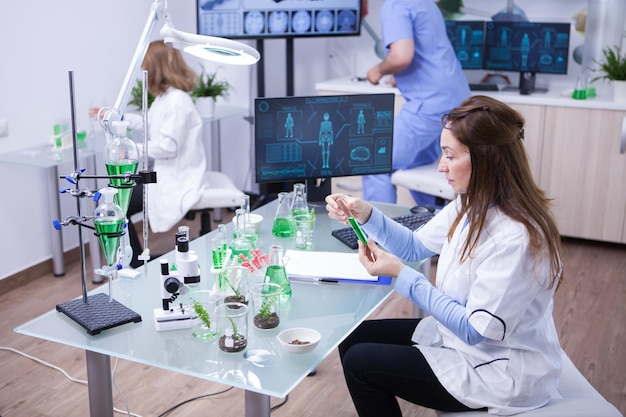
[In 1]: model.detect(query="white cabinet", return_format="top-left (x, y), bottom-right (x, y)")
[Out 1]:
top-left (540, 107), bottom-right (626, 243)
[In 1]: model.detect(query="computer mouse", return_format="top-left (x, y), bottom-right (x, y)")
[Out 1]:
top-left (410, 205), bottom-right (435, 214)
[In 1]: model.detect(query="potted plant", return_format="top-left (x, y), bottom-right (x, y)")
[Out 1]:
top-left (592, 45), bottom-right (626, 102)
top-left (191, 67), bottom-right (230, 117)
top-left (128, 79), bottom-right (155, 110)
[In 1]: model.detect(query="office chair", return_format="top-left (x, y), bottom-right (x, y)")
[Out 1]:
top-left (187, 171), bottom-right (245, 235)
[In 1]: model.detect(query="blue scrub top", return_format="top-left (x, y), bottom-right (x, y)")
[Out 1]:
top-left (381, 0), bottom-right (470, 117)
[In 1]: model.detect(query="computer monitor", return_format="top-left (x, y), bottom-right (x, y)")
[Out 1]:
top-left (254, 93), bottom-right (395, 206)
top-left (484, 21), bottom-right (571, 93)
top-left (445, 20), bottom-right (485, 70)
top-left (196, 0), bottom-right (362, 39)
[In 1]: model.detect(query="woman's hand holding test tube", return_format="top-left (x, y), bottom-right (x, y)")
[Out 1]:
top-left (325, 194), bottom-right (405, 277)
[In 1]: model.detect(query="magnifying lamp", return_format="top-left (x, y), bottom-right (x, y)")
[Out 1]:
top-left (102, 0), bottom-right (260, 130)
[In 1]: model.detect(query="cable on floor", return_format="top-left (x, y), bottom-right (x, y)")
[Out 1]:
top-left (156, 386), bottom-right (234, 417)
top-left (0, 346), bottom-right (141, 417)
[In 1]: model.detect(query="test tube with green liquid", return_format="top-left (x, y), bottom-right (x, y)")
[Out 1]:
top-left (336, 198), bottom-right (367, 245)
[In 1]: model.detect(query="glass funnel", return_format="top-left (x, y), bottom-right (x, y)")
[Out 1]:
top-left (93, 187), bottom-right (125, 301)
top-left (104, 120), bottom-right (139, 216)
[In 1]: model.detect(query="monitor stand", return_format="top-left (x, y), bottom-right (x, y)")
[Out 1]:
top-left (306, 177), bottom-right (332, 212)
top-left (502, 72), bottom-right (548, 95)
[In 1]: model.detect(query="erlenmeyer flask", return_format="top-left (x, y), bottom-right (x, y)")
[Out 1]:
top-left (230, 208), bottom-right (255, 260)
top-left (263, 244), bottom-right (292, 303)
top-left (290, 183), bottom-right (309, 217)
top-left (104, 120), bottom-right (139, 216)
top-left (272, 192), bottom-right (295, 238)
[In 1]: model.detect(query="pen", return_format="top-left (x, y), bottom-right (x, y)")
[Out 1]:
top-left (319, 278), bottom-right (339, 283)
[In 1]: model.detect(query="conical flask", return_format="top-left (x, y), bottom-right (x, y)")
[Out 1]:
top-left (290, 183), bottom-right (309, 217)
top-left (93, 187), bottom-right (125, 267)
top-left (272, 192), bottom-right (295, 238)
top-left (263, 244), bottom-right (292, 303)
top-left (104, 120), bottom-right (139, 216)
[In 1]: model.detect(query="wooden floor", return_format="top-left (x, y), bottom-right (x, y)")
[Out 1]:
top-left (1, 211), bottom-right (625, 417)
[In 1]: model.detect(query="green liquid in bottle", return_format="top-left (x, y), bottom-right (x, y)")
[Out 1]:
top-left (106, 161), bottom-right (138, 215)
top-left (264, 265), bottom-right (292, 302)
top-left (94, 217), bottom-right (125, 266)
top-left (272, 217), bottom-right (295, 238)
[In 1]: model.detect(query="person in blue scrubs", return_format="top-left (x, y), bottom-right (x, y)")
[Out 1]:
top-left (364, 0), bottom-right (470, 205)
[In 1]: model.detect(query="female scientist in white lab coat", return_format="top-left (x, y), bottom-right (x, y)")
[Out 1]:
top-left (93, 40), bottom-right (206, 267)
top-left (325, 95), bottom-right (564, 416)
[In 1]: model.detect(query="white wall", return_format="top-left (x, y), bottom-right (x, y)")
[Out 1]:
top-left (0, 0), bottom-right (605, 280)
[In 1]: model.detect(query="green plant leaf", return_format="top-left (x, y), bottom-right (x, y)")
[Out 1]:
top-left (128, 79), bottom-right (155, 110)
top-left (191, 67), bottom-right (230, 101)
top-left (592, 45), bottom-right (626, 82)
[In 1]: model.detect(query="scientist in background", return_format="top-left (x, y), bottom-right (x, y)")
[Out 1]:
top-left (92, 40), bottom-right (206, 268)
top-left (326, 95), bottom-right (563, 416)
top-left (364, 0), bottom-right (470, 205)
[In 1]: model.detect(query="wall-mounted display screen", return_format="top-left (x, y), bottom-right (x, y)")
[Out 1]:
top-left (197, 0), bottom-right (362, 39)
top-left (445, 20), bottom-right (485, 70)
top-left (483, 21), bottom-right (571, 75)
top-left (254, 93), bottom-right (395, 186)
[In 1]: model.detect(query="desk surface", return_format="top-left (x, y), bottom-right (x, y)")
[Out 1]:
top-left (15, 200), bottom-right (412, 399)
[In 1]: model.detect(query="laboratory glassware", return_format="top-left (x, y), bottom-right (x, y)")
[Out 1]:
top-left (272, 192), bottom-right (295, 238)
top-left (290, 182), bottom-right (309, 216)
top-left (103, 120), bottom-right (139, 216)
top-left (263, 244), bottom-right (292, 303)
top-left (93, 187), bottom-right (125, 301)
top-left (230, 208), bottom-right (255, 260)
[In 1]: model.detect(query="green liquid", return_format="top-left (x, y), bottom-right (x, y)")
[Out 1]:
top-left (106, 161), bottom-right (138, 215)
top-left (264, 265), bottom-right (292, 302)
top-left (348, 217), bottom-right (368, 245)
top-left (291, 208), bottom-right (310, 217)
top-left (272, 217), bottom-right (295, 238)
top-left (94, 217), bottom-right (125, 266)
top-left (230, 238), bottom-right (254, 260)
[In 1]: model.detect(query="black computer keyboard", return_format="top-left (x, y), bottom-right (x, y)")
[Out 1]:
top-left (469, 83), bottom-right (500, 91)
top-left (331, 212), bottom-right (435, 249)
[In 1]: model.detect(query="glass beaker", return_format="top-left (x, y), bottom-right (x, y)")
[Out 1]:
top-left (294, 213), bottom-right (315, 250)
top-left (272, 192), bottom-right (295, 238)
top-left (221, 265), bottom-right (250, 305)
top-left (103, 120), bottom-right (139, 216)
top-left (290, 183), bottom-right (309, 216)
top-left (230, 208), bottom-right (255, 259)
top-left (263, 244), bottom-right (292, 303)
top-left (188, 290), bottom-right (220, 340)
top-left (249, 282), bottom-right (282, 330)
top-left (217, 302), bottom-right (248, 353)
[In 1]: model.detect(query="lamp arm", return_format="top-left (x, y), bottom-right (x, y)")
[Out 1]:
top-left (105, 1), bottom-right (166, 130)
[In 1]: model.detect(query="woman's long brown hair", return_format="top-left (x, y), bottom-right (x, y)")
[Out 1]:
top-left (442, 95), bottom-right (563, 289)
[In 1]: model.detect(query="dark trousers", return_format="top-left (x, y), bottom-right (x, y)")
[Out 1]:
top-left (339, 319), bottom-right (482, 416)
top-left (127, 185), bottom-right (144, 268)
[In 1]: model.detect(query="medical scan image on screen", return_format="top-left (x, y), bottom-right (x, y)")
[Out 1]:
top-left (445, 20), bottom-right (485, 70)
top-left (254, 94), bottom-right (395, 185)
top-left (197, 0), bottom-right (361, 39)
top-left (484, 21), bottom-right (570, 75)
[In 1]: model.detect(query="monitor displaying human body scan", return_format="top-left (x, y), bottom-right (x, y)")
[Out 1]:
top-left (254, 93), bottom-right (395, 204)
top-left (197, 0), bottom-right (362, 39)
top-left (445, 20), bottom-right (485, 70)
top-left (484, 21), bottom-right (570, 93)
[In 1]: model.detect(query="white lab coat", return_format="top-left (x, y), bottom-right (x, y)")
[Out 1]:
top-left (412, 199), bottom-right (562, 415)
top-left (126, 87), bottom-right (206, 232)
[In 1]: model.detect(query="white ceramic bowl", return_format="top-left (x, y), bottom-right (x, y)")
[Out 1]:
top-left (232, 213), bottom-right (264, 233)
top-left (277, 328), bottom-right (321, 354)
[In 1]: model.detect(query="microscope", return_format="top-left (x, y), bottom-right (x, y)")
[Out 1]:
top-left (153, 235), bottom-right (202, 331)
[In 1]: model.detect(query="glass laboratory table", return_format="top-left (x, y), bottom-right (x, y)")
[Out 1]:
top-left (15, 199), bottom-right (415, 417)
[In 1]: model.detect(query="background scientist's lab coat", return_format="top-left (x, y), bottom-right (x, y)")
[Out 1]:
top-left (126, 87), bottom-right (207, 233)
